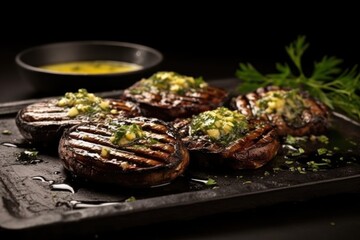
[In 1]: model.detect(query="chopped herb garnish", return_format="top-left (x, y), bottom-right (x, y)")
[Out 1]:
top-left (131, 71), bottom-right (208, 95)
top-left (57, 88), bottom-right (113, 118)
top-left (110, 124), bottom-right (145, 146)
top-left (255, 89), bottom-right (308, 126)
top-left (16, 149), bottom-right (42, 164)
top-left (190, 107), bottom-right (248, 145)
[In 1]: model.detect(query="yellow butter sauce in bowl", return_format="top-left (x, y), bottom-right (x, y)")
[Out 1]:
top-left (16, 41), bottom-right (163, 93)
top-left (40, 60), bottom-right (142, 75)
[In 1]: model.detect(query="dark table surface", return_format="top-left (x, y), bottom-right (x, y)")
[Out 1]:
top-left (1, 35), bottom-right (360, 239)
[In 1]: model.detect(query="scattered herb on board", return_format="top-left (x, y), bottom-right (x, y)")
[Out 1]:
top-left (16, 150), bottom-right (42, 164)
top-left (125, 196), bottom-right (136, 202)
top-left (236, 36), bottom-right (360, 121)
top-left (2, 130), bottom-right (12, 135)
top-left (205, 178), bottom-right (217, 186)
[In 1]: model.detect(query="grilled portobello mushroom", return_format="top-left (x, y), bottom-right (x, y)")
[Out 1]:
top-left (59, 117), bottom-right (189, 187)
top-left (16, 89), bottom-right (141, 144)
top-left (174, 107), bottom-right (280, 169)
top-left (230, 86), bottom-right (329, 136)
top-left (122, 71), bottom-right (228, 121)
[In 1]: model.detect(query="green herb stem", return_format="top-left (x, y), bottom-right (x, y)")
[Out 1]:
top-left (236, 36), bottom-right (360, 121)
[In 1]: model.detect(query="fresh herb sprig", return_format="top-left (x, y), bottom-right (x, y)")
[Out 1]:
top-left (236, 36), bottom-right (360, 121)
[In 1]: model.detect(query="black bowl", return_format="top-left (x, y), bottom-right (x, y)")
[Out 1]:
top-left (16, 41), bottom-right (163, 94)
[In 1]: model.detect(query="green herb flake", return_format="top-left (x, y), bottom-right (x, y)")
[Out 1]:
top-left (349, 140), bottom-right (357, 146)
top-left (321, 158), bottom-right (331, 163)
top-left (285, 160), bottom-right (294, 165)
top-left (297, 167), bottom-right (306, 174)
top-left (243, 181), bottom-right (252, 184)
top-left (317, 135), bottom-right (329, 144)
top-left (24, 150), bottom-right (39, 157)
top-left (285, 135), bottom-right (297, 145)
top-left (317, 148), bottom-right (328, 156)
top-left (290, 147), bottom-right (305, 156)
top-left (205, 178), bottom-right (217, 186)
top-left (273, 167), bottom-right (281, 172)
top-left (125, 196), bottom-right (136, 202)
top-left (1, 130), bottom-right (12, 135)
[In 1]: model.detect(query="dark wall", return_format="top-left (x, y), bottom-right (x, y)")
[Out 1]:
top-left (1, 8), bottom-right (359, 101)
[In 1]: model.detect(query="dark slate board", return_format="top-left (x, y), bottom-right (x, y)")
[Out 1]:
top-left (1, 79), bottom-right (359, 235)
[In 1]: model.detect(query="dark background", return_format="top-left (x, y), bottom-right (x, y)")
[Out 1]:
top-left (1, 8), bottom-right (360, 239)
top-left (1, 8), bottom-right (359, 101)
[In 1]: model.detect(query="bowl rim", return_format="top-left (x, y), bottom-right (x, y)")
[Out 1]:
top-left (15, 40), bottom-right (163, 76)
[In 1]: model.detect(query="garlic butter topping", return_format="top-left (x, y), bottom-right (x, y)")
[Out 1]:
top-left (189, 107), bottom-right (248, 145)
top-left (57, 88), bottom-right (116, 117)
top-left (109, 123), bottom-right (145, 146)
top-left (255, 89), bottom-right (308, 122)
top-left (131, 71), bottom-right (208, 95)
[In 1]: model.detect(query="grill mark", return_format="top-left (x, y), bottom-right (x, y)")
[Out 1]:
top-left (125, 120), bottom-right (169, 133)
top-left (67, 139), bottom-right (163, 167)
top-left (69, 131), bottom-right (175, 162)
top-left (308, 98), bottom-right (328, 117)
top-left (76, 125), bottom-right (113, 136)
top-left (26, 120), bottom-right (82, 126)
top-left (247, 124), bottom-right (274, 145)
top-left (69, 131), bottom-right (173, 163)
top-left (144, 132), bottom-right (176, 144)
top-left (122, 146), bottom-right (171, 163)
top-left (136, 139), bottom-right (175, 153)
top-left (226, 123), bottom-right (272, 150)
top-left (25, 106), bottom-right (65, 113)
top-left (110, 101), bottom-right (137, 112)
top-left (70, 148), bottom-right (138, 170)
top-left (23, 112), bottom-right (69, 121)
top-left (222, 123), bottom-right (277, 160)
top-left (76, 121), bottom-right (176, 144)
